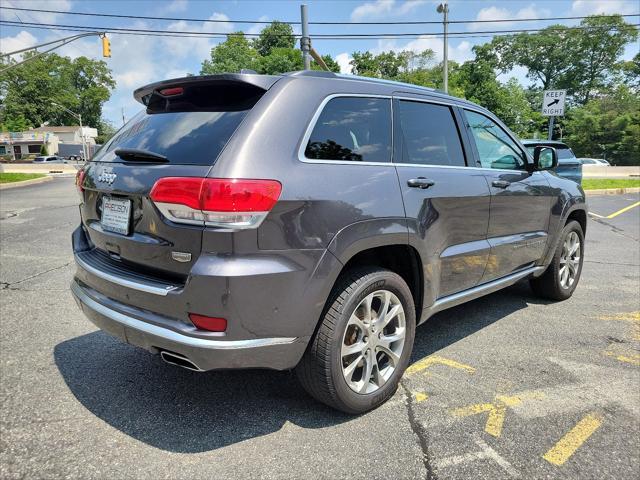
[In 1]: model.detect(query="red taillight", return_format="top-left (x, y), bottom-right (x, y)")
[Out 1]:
top-left (189, 313), bottom-right (227, 332)
top-left (149, 177), bottom-right (282, 228)
top-left (159, 87), bottom-right (184, 96)
top-left (75, 168), bottom-right (85, 202)
top-left (201, 179), bottom-right (281, 212)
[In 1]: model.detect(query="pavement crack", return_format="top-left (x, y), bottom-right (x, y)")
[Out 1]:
top-left (400, 381), bottom-right (437, 480)
top-left (2, 261), bottom-right (72, 289)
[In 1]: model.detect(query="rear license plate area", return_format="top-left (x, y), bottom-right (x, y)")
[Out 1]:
top-left (101, 196), bottom-right (131, 235)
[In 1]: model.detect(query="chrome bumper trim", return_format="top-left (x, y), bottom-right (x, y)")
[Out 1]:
top-left (75, 253), bottom-right (179, 296)
top-left (71, 281), bottom-right (297, 350)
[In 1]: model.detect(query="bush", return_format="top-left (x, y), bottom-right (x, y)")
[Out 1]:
top-left (39, 144), bottom-right (49, 155)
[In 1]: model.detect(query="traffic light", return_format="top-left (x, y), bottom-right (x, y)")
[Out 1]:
top-left (101, 35), bottom-right (111, 58)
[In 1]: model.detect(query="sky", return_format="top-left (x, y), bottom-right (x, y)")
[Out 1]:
top-left (1, 0), bottom-right (639, 126)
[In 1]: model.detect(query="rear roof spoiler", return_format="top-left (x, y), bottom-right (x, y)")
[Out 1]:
top-left (133, 74), bottom-right (282, 105)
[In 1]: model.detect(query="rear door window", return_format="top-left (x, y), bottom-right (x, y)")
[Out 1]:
top-left (304, 97), bottom-right (392, 163)
top-left (396, 100), bottom-right (465, 167)
top-left (93, 110), bottom-right (250, 165)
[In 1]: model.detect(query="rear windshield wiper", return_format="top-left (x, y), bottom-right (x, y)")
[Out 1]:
top-left (114, 148), bottom-right (168, 163)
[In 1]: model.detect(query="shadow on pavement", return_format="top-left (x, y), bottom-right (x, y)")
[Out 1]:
top-left (54, 280), bottom-right (546, 453)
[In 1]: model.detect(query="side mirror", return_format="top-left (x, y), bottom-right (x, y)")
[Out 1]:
top-left (533, 146), bottom-right (558, 171)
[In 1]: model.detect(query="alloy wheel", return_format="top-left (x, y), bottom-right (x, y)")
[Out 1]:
top-left (341, 290), bottom-right (406, 394)
top-left (559, 231), bottom-right (581, 288)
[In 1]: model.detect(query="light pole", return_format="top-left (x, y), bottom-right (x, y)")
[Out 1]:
top-left (437, 2), bottom-right (449, 94)
top-left (52, 102), bottom-right (86, 161)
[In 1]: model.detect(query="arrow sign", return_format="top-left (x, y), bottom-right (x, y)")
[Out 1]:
top-left (542, 90), bottom-right (566, 116)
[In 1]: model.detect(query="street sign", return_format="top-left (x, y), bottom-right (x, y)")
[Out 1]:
top-left (542, 90), bottom-right (567, 116)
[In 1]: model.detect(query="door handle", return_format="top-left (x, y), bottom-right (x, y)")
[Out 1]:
top-left (407, 177), bottom-right (435, 189)
top-left (492, 180), bottom-right (511, 189)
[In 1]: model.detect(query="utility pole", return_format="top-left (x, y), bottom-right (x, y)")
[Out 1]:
top-left (300, 4), bottom-right (311, 70)
top-left (547, 116), bottom-right (555, 141)
top-left (437, 2), bottom-right (449, 94)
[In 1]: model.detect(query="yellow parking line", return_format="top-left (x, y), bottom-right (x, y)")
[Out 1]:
top-left (605, 201), bottom-right (640, 219)
top-left (405, 355), bottom-right (476, 376)
top-left (543, 413), bottom-right (603, 466)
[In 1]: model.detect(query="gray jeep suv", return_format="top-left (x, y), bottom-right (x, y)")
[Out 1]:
top-left (71, 71), bottom-right (587, 413)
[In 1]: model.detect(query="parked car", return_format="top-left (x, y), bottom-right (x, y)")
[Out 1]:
top-left (33, 155), bottom-right (66, 164)
top-left (522, 140), bottom-right (582, 184)
top-left (71, 71), bottom-right (587, 413)
top-left (578, 157), bottom-right (611, 166)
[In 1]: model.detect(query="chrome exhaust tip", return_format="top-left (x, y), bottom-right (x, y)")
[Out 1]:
top-left (160, 351), bottom-right (203, 372)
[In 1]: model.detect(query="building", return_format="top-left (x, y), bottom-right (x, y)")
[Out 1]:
top-left (0, 125), bottom-right (98, 160)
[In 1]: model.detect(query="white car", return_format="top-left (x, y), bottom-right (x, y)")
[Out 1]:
top-left (33, 155), bottom-right (67, 164)
top-left (578, 157), bottom-right (611, 166)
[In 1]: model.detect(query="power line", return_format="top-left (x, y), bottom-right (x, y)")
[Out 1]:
top-left (0, 19), bottom-right (636, 41)
top-left (0, 5), bottom-right (638, 26)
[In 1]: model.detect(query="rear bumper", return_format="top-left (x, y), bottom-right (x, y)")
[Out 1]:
top-left (71, 280), bottom-right (308, 371)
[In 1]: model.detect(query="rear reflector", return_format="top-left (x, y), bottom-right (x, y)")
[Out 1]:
top-left (189, 313), bottom-right (227, 332)
top-left (75, 168), bottom-right (85, 202)
top-left (150, 177), bottom-right (282, 229)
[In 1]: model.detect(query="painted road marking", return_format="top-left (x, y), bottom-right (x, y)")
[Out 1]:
top-left (413, 391), bottom-right (429, 403)
top-left (600, 311), bottom-right (640, 341)
top-left (436, 437), bottom-right (520, 477)
top-left (405, 355), bottom-right (476, 376)
top-left (543, 412), bottom-right (603, 466)
top-left (604, 349), bottom-right (640, 366)
top-left (451, 391), bottom-right (544, 437)
top-left (589, 201), bottom-right (640, 219)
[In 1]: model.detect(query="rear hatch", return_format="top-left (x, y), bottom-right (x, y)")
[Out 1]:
top-left (77, 74), bottom-right (279, 281)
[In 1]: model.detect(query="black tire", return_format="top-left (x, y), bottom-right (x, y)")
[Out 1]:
top-left (296, 267), bottom-right (416, 414)
top-left (530, 220), bottom-right (584, 301)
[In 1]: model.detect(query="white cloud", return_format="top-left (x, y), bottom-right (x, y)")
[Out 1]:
top-left (0, 30), bottom-right (37, 55)
top-left (163, 12), bottom-right (233, 59)
top-left (351, 0), bottom-right (426, 21)
top-left (162, 0), bottom-right (189, 13)
top-left (247, 15), bottom-right (270, 36)
top-left (571, 0), bottom-right (638, 15)
top-left (0, 0), bottom-right (72, 24)
top-left (335, 52), bottom-right (353, 74)
top-left (471, 4), bottom-right (551, 31)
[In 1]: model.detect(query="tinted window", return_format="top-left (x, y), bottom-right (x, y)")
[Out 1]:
top-left (464, 110), bottom-right (526, 170)
top-left (92, 109), bottom-right (249, 165)
top-left (397, 100), bottom-right (465, 167)
top-left (556, 147), bottom-right (576, 160)
top-left (305, 97), bottom-right (391, 163)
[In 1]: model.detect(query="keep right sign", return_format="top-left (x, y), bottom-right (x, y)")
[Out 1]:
top-left (541, 90), bottom-right (567, 116)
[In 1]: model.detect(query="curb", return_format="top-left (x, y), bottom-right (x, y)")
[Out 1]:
top-left (585, 187), bottom-right (640, 196)
top-left (0, 176), bottom-right (53, 190)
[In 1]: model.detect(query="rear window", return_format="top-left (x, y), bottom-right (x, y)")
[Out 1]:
top-left (556, 147), bottom-right (576, 160)
top-left (34, 157), bottom-right (45, 162)
top-left (92, 110), bottom-right (249, 165)
top-left (304, 97), bottom-right (391, 163)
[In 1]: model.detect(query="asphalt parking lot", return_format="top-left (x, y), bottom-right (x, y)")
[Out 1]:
top-left (1, 178), bottom-right (639, 479)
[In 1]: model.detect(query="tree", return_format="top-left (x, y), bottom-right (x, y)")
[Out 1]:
top-left (564, 85), bottom-right (639, 165)
top-left (96, 119), bottom-right (117, 144)
top-left (350, 50), bottom-right (435, 79)
top-left (0, 52), bottom-right (114, 129)
top-left (253, 21), bottom-right (295, 56)
top-left (0, 114), bottom-right (32, 132)
top-left (257, 47), bottom-right (303, 74)
top-left (39, 144), bottom-right (48, 155)
top-left (312, 54), bottom-right (340, 73)
top-left (200, 33), bottom-right (260, 74)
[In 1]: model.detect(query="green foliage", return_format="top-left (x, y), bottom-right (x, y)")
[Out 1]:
top-left (39, 144), bottom-right (48, 156)
top-left (0, 114), bottom-right (32, 132)
top-left (564, 86), bottom-right (640, 165)
top-left (257, 47), bottom-right (303, 74)
top-left (312, 54), bottom-right (341, 73)
top-left (0, 52), bottom-right (114, 130)
top-left (253, 21), bottom-right (295, 56)
top-left (200, 33), bottom-right (260, 74)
